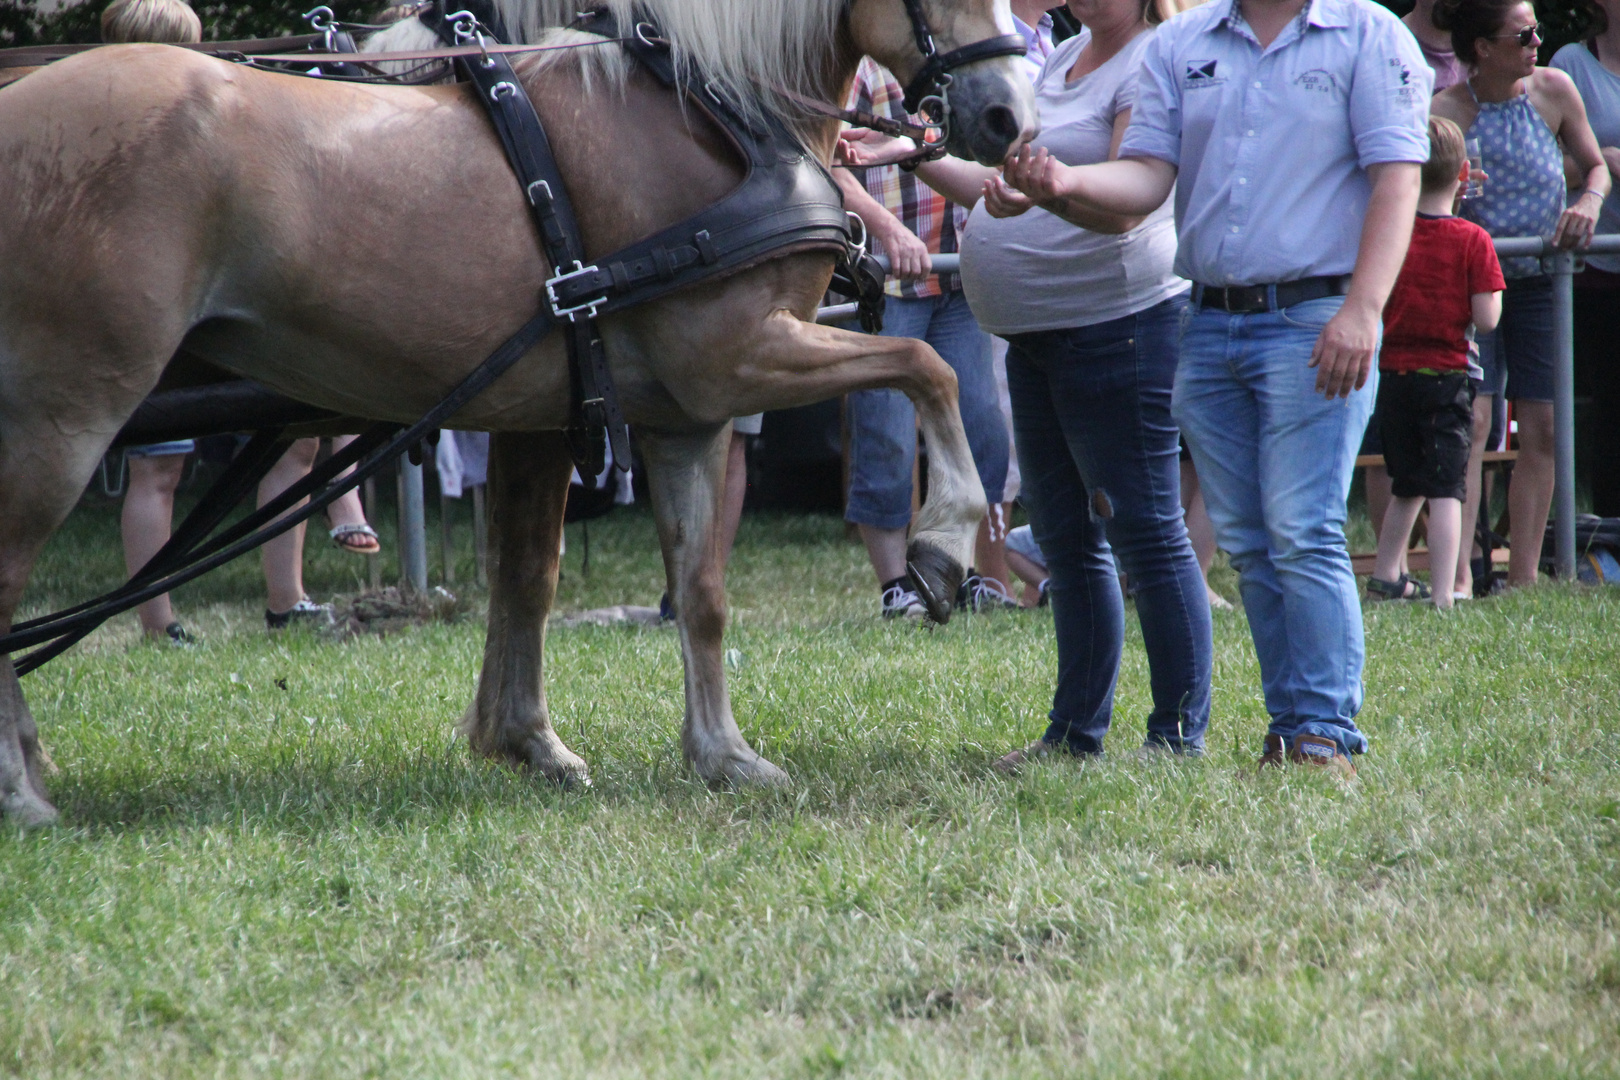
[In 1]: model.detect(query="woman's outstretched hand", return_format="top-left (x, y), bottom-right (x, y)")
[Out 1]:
top-left (982, 175), bottom-right (1035, 218)
top-left (1002, 144), bottom-right (1075, 206)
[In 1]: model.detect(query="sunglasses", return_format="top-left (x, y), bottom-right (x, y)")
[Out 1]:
top-left (1489, 23), bottom-right (1543, 47)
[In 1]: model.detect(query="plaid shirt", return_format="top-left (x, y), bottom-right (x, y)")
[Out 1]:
top-left (845, 58), bottom-right (967, 300)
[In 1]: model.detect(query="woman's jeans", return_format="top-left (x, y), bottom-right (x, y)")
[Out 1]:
top-left (846, 291), bottom-right (1008, 529)
top-left (1006, 296), bottom-right (1213, 754)
top-left (1172, 296), bottom-right (1372, 757)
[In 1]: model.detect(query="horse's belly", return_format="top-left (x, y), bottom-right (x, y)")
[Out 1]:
top-left (178, 318), bottom-right (575, 431)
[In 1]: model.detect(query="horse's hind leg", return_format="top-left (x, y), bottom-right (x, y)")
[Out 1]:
top-left (638, 425), bottom-right (788, 786)
top-left (462, 431), bottom-right (590, 785)
top-left (0, 423), bottom-right (129, 827)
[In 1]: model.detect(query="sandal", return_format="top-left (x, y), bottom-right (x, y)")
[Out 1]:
top-left (330, 522), bottom-right (381, 555)
top-left (1366, 573), bottom-right (1431, 601)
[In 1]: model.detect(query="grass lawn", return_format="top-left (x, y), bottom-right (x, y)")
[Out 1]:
top-left (3, 493), bottom-right (1618, 1077)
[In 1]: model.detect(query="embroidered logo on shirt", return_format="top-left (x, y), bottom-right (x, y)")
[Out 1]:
top-left (1390, 57), bottom-right (1423, 103)
top-left (1184, 60), bottom-right (1223, 88)
top-left (1294, 69), bottom-right (1338, 94)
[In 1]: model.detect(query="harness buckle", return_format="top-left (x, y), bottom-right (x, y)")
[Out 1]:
top-left (546, 261), bottom-right (608, 322)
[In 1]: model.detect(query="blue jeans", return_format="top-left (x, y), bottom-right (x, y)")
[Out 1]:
top-left (846, 291), bottom-right (1008, 529)
top-left (1006, 296), bottom-right (1212, 755)
top-left (1172, 296), bottom-right (1373, 757)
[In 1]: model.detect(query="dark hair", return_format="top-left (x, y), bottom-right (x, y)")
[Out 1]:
top-left (1581, 0), bottom-right (1610, 38)
top-left (1432, 0), bottom-right (1528, 64)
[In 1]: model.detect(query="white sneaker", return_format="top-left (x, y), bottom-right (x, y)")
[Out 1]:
top-left (880, 582), bottom-right (928, 620)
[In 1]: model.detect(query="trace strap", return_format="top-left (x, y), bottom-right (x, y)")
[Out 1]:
top-left (0, 310), bottom-right (554, 675)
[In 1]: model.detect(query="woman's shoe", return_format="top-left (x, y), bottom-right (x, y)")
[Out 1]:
top-left (330, 522), bottom-right (381, 555)
top-left (1366, 573), bottom-right (1431, 601)
top-left (266, 597), bottom-right (334, 630)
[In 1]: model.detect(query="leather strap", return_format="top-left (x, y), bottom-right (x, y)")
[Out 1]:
top-left (901, 34), bottom-right (1028, 115)
top-left (1193, 275), bottom-right (1353, 313)
top-left (436, 9), bottom-right (631, 475)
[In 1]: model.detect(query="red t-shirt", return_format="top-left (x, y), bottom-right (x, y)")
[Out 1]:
top-left (1380, 214), bottom-right (1506, 373)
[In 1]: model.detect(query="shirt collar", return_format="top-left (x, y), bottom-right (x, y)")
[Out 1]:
top-left (1213, 0), bottom-right (1351, 34)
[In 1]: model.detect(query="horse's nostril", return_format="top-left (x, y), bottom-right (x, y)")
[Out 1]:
top-left (983, 105), bottom-right (1019, 142)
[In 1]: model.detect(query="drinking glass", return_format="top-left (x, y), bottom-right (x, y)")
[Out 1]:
top-left (1464, 138), bottom-right (1485, 199)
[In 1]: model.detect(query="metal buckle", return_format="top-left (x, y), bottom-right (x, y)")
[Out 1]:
top-left (845, 211), bottom-right (868, 259)
top-left (526, 179), bottom-right (552, 207)
top-left (545, 262), bottom-right (607, 321)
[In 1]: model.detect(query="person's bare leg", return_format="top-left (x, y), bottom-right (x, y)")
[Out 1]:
top-left (1372, 494), bottom-right (1425, 590)
top-left (717, 429), bottom-right (748, 568)
top-left (1455, 394), bottom-right (1493, 597)
top-left (121, 454), bottom-right (186, 636)
top-left (1507, 401), bottom-right (1554, 587)
top-left (259, 438), bottom-right (320, 615)
top-left (1365, 464), bottom-right (1406, 577)
top-left (973, 502), bottom-right (1013, 594)
top-left (1005, 547), bottom-right (1047, 608)
top-left (323, 435), bottom-right (379, 553)
top-left (859, 523), bottom-right (909, 585)
top-left (1425, 496), bottom-right (1462, 611)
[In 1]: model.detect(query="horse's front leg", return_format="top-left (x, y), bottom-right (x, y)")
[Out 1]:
top-left (637, 425), bottom-right (788, 786)
top-left (726, 312), bottom-right (986, 621)
top-left (462, 431), bottom-right (589, 785)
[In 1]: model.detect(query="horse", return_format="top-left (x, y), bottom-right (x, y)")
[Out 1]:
top-left (0, 0), bottom-right (1036, 826)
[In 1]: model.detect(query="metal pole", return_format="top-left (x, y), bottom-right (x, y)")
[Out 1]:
top-left (1547, 249), bottom-right (1578, 582)
top-left (398, 456), bottom-right (428, 595)
top-left (471, 483), bottom-right (489, 588)
top-left (363, 475), bottom-right (382, 591)
top-left (439, 488), bottom-right (457, 587)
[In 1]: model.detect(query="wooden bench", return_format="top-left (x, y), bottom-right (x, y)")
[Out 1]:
top-left (1350, 450), bottom-right (1518, 575)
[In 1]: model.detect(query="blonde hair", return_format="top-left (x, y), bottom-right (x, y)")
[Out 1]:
top-left (101, 0), bottom-right (203, 44)
top-left (1423, 116), bottom-right (1468, 193)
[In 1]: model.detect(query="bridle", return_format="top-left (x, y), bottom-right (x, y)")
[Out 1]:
top-left (895, 0), bottom-right (1027, 116)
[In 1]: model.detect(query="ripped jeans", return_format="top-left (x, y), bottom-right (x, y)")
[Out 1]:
top-left (1005, 295), bottom-right (1212, 754)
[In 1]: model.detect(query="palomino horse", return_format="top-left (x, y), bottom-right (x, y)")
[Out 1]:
top-left (0, 0), bottom-right (1035, 825)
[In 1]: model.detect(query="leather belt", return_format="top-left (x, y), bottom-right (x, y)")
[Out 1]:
top-left (1193, 275), bottom-right (1352, 313)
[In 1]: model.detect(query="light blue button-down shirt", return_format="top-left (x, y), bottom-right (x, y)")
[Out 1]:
top-left (1119, 0), bottom-right (1431, 287)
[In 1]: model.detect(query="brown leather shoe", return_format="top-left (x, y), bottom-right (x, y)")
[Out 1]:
top-left (1257, 733), bottom-right (1287, 770)
top-left (994, 738), bottom-right (1058, 775)
top-left (1288, 734), bottom-right (1357, 778)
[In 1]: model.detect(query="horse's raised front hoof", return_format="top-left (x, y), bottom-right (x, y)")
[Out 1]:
top-left (2, 786), bottom-right (59, 829)
top-left (906, 539), bottom-right (965, 625)
top-left (693, 745), bottom-right (790, 788)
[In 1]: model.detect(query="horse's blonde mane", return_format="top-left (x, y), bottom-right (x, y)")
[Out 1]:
top-left (368, 0), bottom-right (850, 119)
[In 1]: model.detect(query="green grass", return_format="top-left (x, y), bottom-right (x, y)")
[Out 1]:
top-left (4, 495), bottom-right (1618, 1077)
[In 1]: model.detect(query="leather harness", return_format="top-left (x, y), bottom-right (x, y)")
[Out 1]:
top-left (423, 4), bottom-right (892, 477)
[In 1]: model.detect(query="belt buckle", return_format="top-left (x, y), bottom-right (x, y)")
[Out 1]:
top-left (545, 261), bottom-right (606, 322)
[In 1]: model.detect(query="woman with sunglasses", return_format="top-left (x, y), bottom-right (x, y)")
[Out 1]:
top-left (1431, 0), bottom-right (1610, 590)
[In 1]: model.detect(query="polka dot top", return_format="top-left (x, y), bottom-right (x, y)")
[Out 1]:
top-left (1460, 83), bottom-right (1566, 278)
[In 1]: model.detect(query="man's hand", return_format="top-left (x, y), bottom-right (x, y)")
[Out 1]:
top-left (982, 175), bottom-right (1035, 218)
top-left (879, 222), bottom-right (932, 280)
top-left (1308, 299), bottom-right (1380, 399)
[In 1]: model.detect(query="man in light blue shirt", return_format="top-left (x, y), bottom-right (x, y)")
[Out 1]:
top-left (1004, 0), bottom-right (1429, 775)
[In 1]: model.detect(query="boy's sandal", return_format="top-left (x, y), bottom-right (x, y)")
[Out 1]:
top-left (330, 523), bottom-right (381, 555)
top-left (1366, 573), bottom-right (1431, 601)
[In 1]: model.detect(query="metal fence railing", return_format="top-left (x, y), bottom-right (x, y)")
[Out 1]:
top-left (817, 237), bottom-right (1620, 582)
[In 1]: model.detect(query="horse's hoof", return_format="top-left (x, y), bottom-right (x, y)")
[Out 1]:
top-left (906, 539), bottom-right (964, 625)
top-left (697, 748), bottom-right (790, 788)
top-left (2, 788), bottom-right (59, 829)
top-left (521, 735), bottom-right (591, 789)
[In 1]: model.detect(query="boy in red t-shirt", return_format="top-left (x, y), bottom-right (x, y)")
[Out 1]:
top-left (1369, 116), bottom-right (1505, 610)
